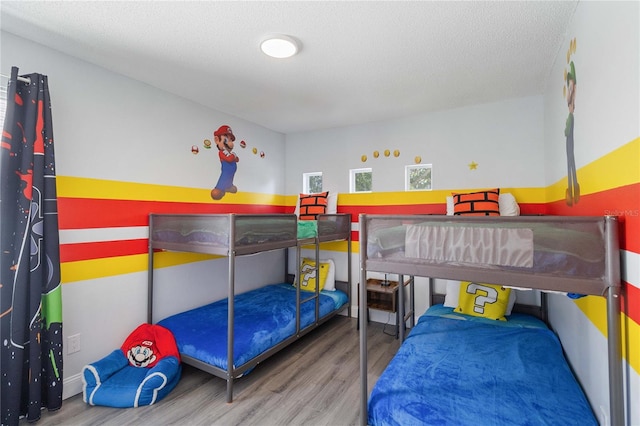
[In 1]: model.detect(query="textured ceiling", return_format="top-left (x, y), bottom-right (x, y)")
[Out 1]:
top-left (0, 1), bottom-right (577, 134)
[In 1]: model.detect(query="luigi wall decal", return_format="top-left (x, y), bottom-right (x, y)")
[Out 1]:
top-left (564, 38), bottom-right (579, 206)
top-left (211, 125), bottom-right (239, 200)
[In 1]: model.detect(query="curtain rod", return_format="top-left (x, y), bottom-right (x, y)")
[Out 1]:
top-left (0, 73), bottom-right (31, 84)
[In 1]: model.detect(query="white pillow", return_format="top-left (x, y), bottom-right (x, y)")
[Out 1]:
top-left (443, 280), bottom-right (461, 307)
top-left (498, 193), bottom-right (520, 216)
top-left (443, 280), bottom-right (517, 315)
top-left (446, 196), bottom-right (454, 216)
top-left (294, 258), bottom-right (336, 291)
top-left (446, 193), bottom-right (519, 216)
top-left (295, 192), bottom-right (337, 216)
top-left (323, 258), bottom-right (336, 291)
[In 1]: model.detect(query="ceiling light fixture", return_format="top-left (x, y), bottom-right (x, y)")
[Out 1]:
top-left (260, 35), bottom-right (300, 59)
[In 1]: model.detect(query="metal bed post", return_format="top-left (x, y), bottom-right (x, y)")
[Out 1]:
top-left (296, 241), bottom-right (301, 333)
top-left (348, 224), bottom-right (352, 318)
top-left (284, 246), bottom-right (289, 283)
top-left (359, 214), bottom-right (368, 426)
top-left (147, 214), bottom-right (155, 324)
top-left (409, 276), bottom-right (415, 328)
top-left (226, 215), bottom-right (236, 403)
top-left (315, 236), bottom-right (320, 324)
top-left (604, 216), bottom-right (623, 426)
top-left (398, 274), bottom-right (405, 342)
top-left (607, 285), bottom-right (623, 426)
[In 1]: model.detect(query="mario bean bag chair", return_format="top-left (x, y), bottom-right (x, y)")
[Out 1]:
top-left (82, 323), bottom-right (181, 408)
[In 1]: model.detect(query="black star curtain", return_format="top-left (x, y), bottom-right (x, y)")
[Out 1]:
top-left (1, 66), bottom-right (63, 425)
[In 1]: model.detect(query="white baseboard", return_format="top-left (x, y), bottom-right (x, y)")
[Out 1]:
top-left (63, 372), bottom-right (83, 400)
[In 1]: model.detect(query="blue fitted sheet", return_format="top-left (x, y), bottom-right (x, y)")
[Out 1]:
top-left (368, 305), bottom-right (597, 426)
top-left (158, 283), bottom-right (347, 370)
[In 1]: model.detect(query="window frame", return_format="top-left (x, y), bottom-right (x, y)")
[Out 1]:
top-left (303, 171), bottom-right (323, 194)
top-left (405, 164), bottom-right (433, 191)
top-left (349, 167), bottom-right (373, 193)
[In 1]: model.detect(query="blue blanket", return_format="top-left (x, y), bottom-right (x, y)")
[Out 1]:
top-left (158, 283), bottom-right (347, 370)
top-left (368, 305), bottom-right (597, 426)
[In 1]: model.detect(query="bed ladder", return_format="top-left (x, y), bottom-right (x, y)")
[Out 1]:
top-left (295, 236), bottom-right (322, 333)
top-left (398, 275), bottom-right (415, 342)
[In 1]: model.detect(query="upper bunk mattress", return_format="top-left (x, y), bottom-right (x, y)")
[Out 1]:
top-left (368, 304), bottom-right (598, 426)
top-left (365, 216), bottom-right (612, 285)
top-left (157, 283), bottom-right (348, 370)
top-left (150, 214), bottom-right (297, 253)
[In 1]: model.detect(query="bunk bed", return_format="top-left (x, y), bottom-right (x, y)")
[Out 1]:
top-left (358, 214), bottom-right (623, 426)
top-left (147, 213), bottom-right (352, 403)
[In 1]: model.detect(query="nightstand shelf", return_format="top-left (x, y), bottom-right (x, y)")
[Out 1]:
top-left (365, 279), bottom-right (400, 313)
top-left (358, 278), bottom-right (409, 338)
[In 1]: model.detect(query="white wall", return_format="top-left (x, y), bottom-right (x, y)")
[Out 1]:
top-left (285, 95), bottom-right (545, 194)
top-left (1, 31), bottom-right (286, 191)
top-left (1, 31), bottom-right (289, 399)
top-left (543, 3), bottom-right (639, 187)
top-left (543, 2), bottom-right (639, 425)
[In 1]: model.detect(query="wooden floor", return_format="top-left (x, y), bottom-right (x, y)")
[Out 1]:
top-left (24, 317), bottom-right (401, 426)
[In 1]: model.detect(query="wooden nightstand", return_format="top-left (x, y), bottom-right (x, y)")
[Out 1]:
top-left (358, 278), bottom-right (407, 338)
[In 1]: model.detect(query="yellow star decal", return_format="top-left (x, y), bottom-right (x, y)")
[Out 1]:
top-left (468, 161), bottom-right (478, 170)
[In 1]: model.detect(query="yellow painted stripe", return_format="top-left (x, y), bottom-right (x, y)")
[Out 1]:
top-left (311, 240), bottom-right (359, 253)
top-left (548, 138), bottom-right (640, 202)
top-left (61, 252), bottom-right (220, 283)
top-left (57, 176), bottom-right (286, 205)
top-left (286, 187), bottom-right (547, 208)
top-left (624, 314), bottom-right (640, 374)
top-left (575, 296), bottom-right (639, 374)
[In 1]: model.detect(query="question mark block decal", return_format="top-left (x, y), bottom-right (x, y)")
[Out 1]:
top-left (454, 282), bottom-right (511, 321)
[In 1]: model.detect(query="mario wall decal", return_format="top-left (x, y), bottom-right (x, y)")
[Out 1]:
top-left (211, 125), bottom-right (239, 200)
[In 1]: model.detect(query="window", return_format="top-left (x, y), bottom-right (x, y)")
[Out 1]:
top-left (350, 168), bottom-right (372, 193)
top-left (303, 172), bottom-right (323, 193)
top-left (405, 164), bottom-right (432, 191)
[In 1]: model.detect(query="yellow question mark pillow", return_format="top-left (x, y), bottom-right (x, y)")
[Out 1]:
top-left (454, 281), bottom-right (511, 321)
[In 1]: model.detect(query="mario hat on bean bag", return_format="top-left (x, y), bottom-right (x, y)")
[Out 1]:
top-left (121, 323), bottom-right (181, 368)
top-left (83, 323), bottom-right (181, 408)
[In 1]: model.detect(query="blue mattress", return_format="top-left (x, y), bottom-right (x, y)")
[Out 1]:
top-left (158, 283), bottom-right (347, 370)
top-left (368, 305), bottom-right (597, 426)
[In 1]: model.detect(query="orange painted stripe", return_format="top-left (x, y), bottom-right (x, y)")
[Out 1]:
top-left (58, 197), bottom-right (285, 230)
top-left (60, 239), bottom-right (148, 263)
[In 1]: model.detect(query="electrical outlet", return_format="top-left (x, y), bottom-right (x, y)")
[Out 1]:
top-left (67, 334), bottom-right (81, 354)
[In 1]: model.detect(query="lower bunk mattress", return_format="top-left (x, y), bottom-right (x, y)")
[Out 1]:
top-left (368, 304), bottom-right (597, 426)
top-left (158, 283), bottom-right (348, 371)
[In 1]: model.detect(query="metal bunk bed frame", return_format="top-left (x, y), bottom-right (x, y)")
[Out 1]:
top-left (358, 214), bottom-right (623, 426)
top-left (147, 213), bottom-right (351, 403)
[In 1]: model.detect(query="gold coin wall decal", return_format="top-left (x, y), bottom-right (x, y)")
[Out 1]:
top-left (393, 150), bottom-right (400, 157)
top-left (384, 149), bottom-right (390, 157)
top-left (415, 156), bottom-right (421, 164)
top-left (361, 155), bottom-right (367, 162)
top-left (373, 151), bottom-right (379, 158)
